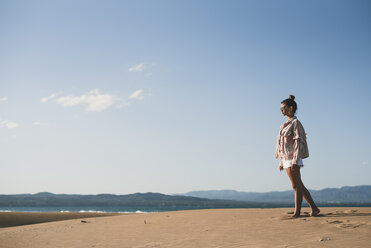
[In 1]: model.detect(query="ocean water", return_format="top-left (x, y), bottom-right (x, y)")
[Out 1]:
top-left (0, 206), bottom-right (162, 213)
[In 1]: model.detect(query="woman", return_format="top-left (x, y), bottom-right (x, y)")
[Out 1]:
top-left (275, 95), bottom-right (320, 218)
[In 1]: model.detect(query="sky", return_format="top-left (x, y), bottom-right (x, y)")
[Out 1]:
top-left (1, 0), bottom-right (370, 195)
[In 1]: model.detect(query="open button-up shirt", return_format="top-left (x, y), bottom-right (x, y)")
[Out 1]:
top-left (275, 116), bottom-right (309, 165)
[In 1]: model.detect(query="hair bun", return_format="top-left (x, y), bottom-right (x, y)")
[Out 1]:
top-left (289, 95), bottom-right (295, 100)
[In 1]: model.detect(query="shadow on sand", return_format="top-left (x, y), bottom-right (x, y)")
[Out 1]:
top-left (278, 209), bottom-right (371, 220)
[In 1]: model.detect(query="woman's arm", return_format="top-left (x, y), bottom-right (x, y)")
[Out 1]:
top-left (292, 120), bottom-right (309, 165)
top-left (275, 134), bottom-right (281, 159)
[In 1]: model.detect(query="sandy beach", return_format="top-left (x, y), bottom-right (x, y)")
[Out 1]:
top-left (0, 212), bottom-right (120, 228)
top-left (0, 207), bottom-right (370, 248)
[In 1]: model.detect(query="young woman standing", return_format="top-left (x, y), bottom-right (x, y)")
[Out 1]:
top-left (275, 95), bottom-right (320, 218)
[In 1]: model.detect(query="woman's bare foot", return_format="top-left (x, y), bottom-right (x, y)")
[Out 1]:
top-left (291, 212), bottom-right (300, 218)
top-left (310, 208), bottom-right (320, 216)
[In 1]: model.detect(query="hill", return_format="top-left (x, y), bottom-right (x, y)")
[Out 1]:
top-left (0, 192), bottom-right (280, 210)
top-left (182, 185), bottom-right (371, 203)
top-left (1, 186), bottom-right (370, 211)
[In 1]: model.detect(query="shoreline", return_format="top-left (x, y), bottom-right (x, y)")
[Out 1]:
top-left (2, 206), bottom-right (371, 228)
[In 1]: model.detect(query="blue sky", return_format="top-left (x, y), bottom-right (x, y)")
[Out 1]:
top-left (1, 0), bottom-right (370, 194)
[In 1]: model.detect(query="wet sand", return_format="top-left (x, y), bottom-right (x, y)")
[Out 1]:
top-left (0, 212), bottom-right (120, 228)
top-left (0, 207), bottom-right (370, 247)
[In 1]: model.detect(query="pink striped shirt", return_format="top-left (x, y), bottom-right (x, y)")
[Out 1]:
top-left (275, 116), bottom-right (309, 165)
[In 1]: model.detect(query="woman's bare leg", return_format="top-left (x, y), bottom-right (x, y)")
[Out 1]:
top-left (286, 166), bottom-right (320, 217)
top-left (302, 186), bottom-right (320, 216)
top-left (286, 166), bottom-right (303, 217)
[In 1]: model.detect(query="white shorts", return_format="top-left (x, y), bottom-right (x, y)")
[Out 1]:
top-left (282, 158), bottom-right (304, 169)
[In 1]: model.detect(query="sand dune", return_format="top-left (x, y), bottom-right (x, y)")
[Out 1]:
top-left (0, 207), bottom-right (370, 247)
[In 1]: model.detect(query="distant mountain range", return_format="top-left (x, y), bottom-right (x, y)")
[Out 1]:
top-left (0, 192), bottom-right (280, 210)
top-left (182, 185), bottom-right (371, 204)
top-left (0, 186), bottom-right (370, 210)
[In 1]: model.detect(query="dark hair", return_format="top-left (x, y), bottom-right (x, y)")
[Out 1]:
top-left (281, 95), bottom-right (297, 114)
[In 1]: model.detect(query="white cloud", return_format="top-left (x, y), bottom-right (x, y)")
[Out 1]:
top-left (361, 161), bottom-right (369, 166)
top-left (0, 120), bottom-right (18, 129)
top-left (129, 89), bottom-right (144, 100)
top-left (118, 102), bottom-right (131, 108)
top-left (32, 121), bottom-right (42, 126)
top-left (42, 89), bottom-right (128, 112)
top-left (41, 93), bottom-right (59, 103)
top-left (42, 89), bottom-right (146, 112)
top-left (55, 89), bottom-right (118, 112)
top-left (0, 97), bottom-right (8, 101)
top-left (129, 63), bottom-right (144, 72)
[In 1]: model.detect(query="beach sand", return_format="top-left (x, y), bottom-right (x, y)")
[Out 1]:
top-left (0, 212), bottom-right (120, 228)
top-left (0, 207), bottom-right (370, 247)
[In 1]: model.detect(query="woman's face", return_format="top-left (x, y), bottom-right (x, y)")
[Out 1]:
top-left (280, 104), bottom-right (293, 117)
